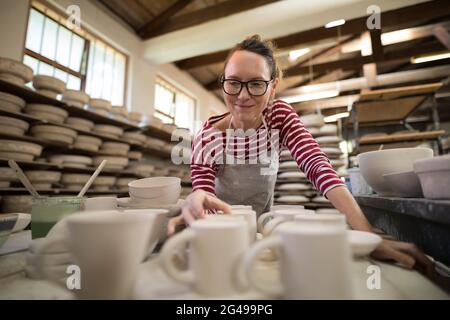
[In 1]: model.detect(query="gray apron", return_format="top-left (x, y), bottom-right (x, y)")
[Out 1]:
top-left (215, 117), bottom-right (279, 216)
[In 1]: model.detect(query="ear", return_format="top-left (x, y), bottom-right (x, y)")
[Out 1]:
top-left (269, 78), bottom-right (279, 100)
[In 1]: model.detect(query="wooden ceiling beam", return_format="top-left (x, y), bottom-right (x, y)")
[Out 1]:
top-left (176, 0), bottom-right (450, 69)
top-left (138, 0), bottom-right (195, 38)
top-left (141, 0), bottom-right (279, 39)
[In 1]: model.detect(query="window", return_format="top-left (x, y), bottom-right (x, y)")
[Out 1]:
top-left (23, 1), bottom-right (127, 106)
top-left (155, 77), bottom-right (196, 133)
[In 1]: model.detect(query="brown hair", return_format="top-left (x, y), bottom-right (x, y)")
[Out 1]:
top-left (222, 35), bottom-right (283, 81)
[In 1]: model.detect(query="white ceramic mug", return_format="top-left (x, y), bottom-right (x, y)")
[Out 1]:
top-left (84, 196), bottom-right (117, 211)
top-left (159, 218), bottom-right (249, 297)
top-left (259, 209), bottom-right (315, 236)
top-left (294, 213), bottom-right (347, 229)
top-left (35, 210), bottom-right (156, 299)
top-left (243, 222), bottom-right (354, 299)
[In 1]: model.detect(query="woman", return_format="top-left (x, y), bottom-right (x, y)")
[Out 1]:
top-left (169, 35), bottom-right (433, 276)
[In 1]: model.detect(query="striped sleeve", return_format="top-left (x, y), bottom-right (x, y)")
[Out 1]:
top-left (273, 100), bottom-right (346, 196)
top-left (190, 125), bottom-right (220, 196)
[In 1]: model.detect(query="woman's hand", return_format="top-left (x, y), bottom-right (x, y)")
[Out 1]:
top-left (167, 190), bottom-right (232, 235)
top-left (371, 239), bottom-right (434, 278)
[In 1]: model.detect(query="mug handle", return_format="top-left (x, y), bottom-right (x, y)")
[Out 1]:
top-left (257, 211), bottom-right (274, 233)
top-left (262, 216), bottom-right (286, 237)
top-left (159, 228), bottom-right (195, 284)
top-left (243, 236), bottom-right (284, 297)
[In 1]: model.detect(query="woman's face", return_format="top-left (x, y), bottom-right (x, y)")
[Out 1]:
top-left (222, 50), bottom-right (278, 124)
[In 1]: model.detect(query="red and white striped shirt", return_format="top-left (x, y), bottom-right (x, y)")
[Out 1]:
top-left (190, 100), bottom-right (345, 197)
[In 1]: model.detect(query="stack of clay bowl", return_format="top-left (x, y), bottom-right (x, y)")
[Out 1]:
top-left (73, 135), bottom-right (102, 152)
top-left (115, 177), bottom-right (135, 192)
top-left (88, 99), bottom-right (112, 116)
top-left (32, 75), bottom-right (65, 99)
top-left (0, 91), bottom-right (25, 113)
top-left (93, 124), bottom-right (124, 139)
top-left (93, 156), bottom-right (128, 170)
top-left (0, 115), bottom-right (29, 136)
top-left (99, 142), bottom-right (130, 156)
top-left (122, 131), bottom-right (146, 145)
top-left (92, 175), bottom-right (117, 191)
top-left (0, 167), bottom-right (19, 188)
top-left (0, 139), bottom-right (42, 161)
top-left (24, 171), bottom-right (61, 189)
top-left (62, 90), bottom-right (90, 108)
top-left (65, 117), bottom-right (94, 132)
top-left (48, 154), bottom-right (93, 168)
top-left (128, 151), bottom-right (143, 161)
top-left (127, 111), bottom-right (143, 125)
top-left (148, 115), bottom-right (164, 128)
top-left (24, 104), bottom-right (69, 123)
top-left (61, 173), bottom-right (90, 190)
top-left (111, 106), bottom-right (128, 122)
top-left (0, 58), bottom-right (33, 87)
top-left (145, 137), bottom-right (166, 149)
top-left (127, 162), bottom-right (154, 177)
top-left (276, 149), bottom-right (314, 206)
top-left (30, 124), bottom-right (77, 145)
top-left (1, 195), bottom-right (33, 213)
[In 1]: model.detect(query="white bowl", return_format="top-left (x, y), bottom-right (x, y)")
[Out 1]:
top-left (348, 230), bottom-right (382, 257)
top-left (357, 148), bottom-right (433, 196)
top-left (383, 170), bottom-right (423, 198)
top-left (0, 58), bottom-right (33, 82)
top-left (128, 177), bottom-right (181, 199)
top-left (33, 75), bottom-right (65, 93)
top-left (414, 155), bottom-right (450, 200)
top-left (89, 99), bottom-right (112, 111)
top-left (63, 90), bottom-right (90, 104)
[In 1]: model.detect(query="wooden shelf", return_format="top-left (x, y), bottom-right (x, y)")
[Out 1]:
top-left (359, 83), bottom-right (442, 102)
top-left (358, 130), bottom-right (445, 145)
top-left (0, 187), bottom-right (128, 195)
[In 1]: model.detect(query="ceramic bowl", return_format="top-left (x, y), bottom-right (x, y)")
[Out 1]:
top-left (63, 90), bottom-right (90, 104)
top-left (89, 99), bottom-right (112, 111)
top-left (414, 155), bottom-right (450, 200)
top-left (0, 58), bottom-right (33, 82)
top-left (347, 230), bottom-right (382, 257)
top-left (383, 170), bottom-right (423, 198)
top-left (33, 75), bottom-right (65, 93)
top-left (128, 177), bottom-right (181, 199)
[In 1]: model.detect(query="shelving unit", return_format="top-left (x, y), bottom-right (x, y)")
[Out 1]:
top-left (0, 79), bottom-right (192, 213)
top-left (343, 82), bottom-right (445, 157)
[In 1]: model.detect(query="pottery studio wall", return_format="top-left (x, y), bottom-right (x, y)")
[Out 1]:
top-left (0, 0), bottom-right (227, 127)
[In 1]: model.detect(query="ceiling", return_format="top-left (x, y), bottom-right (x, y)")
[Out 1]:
top-left (96, 0), bottom-right (450, 113)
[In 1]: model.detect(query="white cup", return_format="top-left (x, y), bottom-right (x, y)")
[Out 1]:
top-left (243, 222), bottom-right (354, 299)
top-left (84, 197), bottom-right (117, 211)
top-left (231, 209), bottom-right (257, 242)
top-left (160, 218), bottom-right (249, 297)
top-left (259, 209), bottom-right (315, 236)
top-left (35, 210), bottom-right (156, 299)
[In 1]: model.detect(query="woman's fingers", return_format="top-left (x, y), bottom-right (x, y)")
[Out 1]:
top-left (395, 243), bottom-right (434, 277)
top-left (204, 194), bottom-right (232, 213)
top-left (167, 215), bottom-right (185, 235)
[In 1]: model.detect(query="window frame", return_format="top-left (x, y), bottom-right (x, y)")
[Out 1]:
top-left (155, 76), bottom-right (197, 132)
top-left (23, 0), bottom-right (129, 105)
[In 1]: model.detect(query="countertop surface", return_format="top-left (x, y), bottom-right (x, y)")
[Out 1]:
top-left (0, 231), bottom-right (449, 300)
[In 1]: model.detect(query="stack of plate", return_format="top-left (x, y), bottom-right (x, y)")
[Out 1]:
top-left (30, 125), bottom-right (77, 145)
top-left (73, 135), bottom-right (102, 152)
top-left (0, 139), bottom-right (42, 161)
top-left (61, 173), bottom-right (90, 190)
top-left (0, 167), bottom-right (19, 188)
top-left (122, 131), bottom-right (146, 145)
top-left (0, 58), bottom-right (33, 87)
top-left (111, 106), bottom-right (128, 122)
top-left (32, 75), bottom-right (66, 99)
top-left (92, 176), bottom-right (117, 191)
top-left (25, 104), bottom-right (69, 123)
top-left (115, 177), bottom-right (135, 192)
top-left (1, 195), bottom-right (33, 213)
top-left (93, 124), bottom-right (124, 138)
top-left (62, 90), bottom-right (90, 108)
top-left (145, 137), bottom-right (166, 149)
top-left (127, 162), bottom-right (154, 177)
top-left (65, 117), bottom-right (94, 131)
top-left (99, 142), bottom-right (130, 156)
top-left (0, 91), bottom-right (25, 113)
top-left (88, 99), bottom-right (112, 116)
top-left (0, 115), bottom-right (29, 136)
top-left (24, 171), bottom-right (61, 189)
top-left (148, 115), bottom-right (164, 128)
top-left (93, 156), bottom-right (128, 170)
top-left (48, 154), bottom-right (93, 168)
top-left (128, 151), bottom-right (143, 161)
top-left (127, 111), bottom-right (143, 125)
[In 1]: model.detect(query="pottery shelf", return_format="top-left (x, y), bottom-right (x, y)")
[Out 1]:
top-left (358, 130), bottom-right (445, 145)
top-left (355, 195), bottom-right (450, 266)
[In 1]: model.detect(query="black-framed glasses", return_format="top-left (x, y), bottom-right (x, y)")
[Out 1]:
top-left (221, 78), bottom-right (273, 96)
